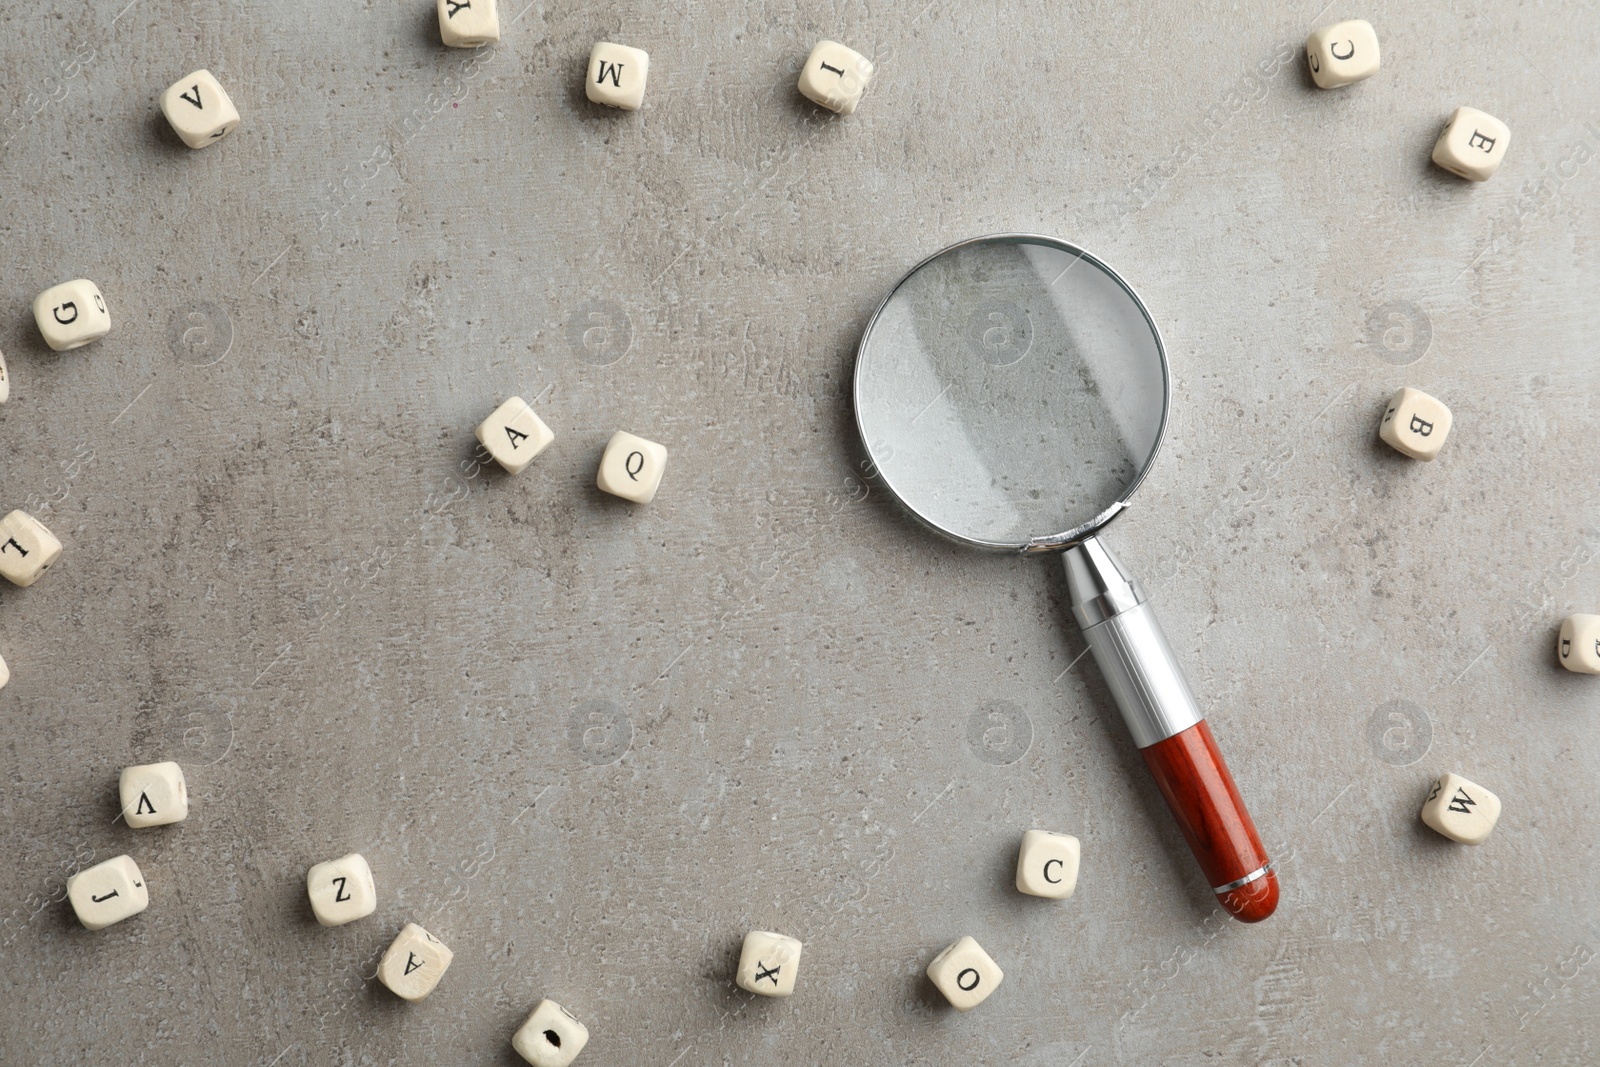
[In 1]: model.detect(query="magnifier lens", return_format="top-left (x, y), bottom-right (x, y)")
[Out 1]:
top-left (854, 237), bottom-right (1168, 548)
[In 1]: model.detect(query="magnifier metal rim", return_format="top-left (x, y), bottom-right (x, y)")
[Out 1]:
top-left (853, 232), bottom-right (1172, 555)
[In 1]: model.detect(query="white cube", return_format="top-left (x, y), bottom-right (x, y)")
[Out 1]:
top-left (159, 69), bottom-right (240, 149)
top-left (1378, 387), bottom-right (1452, 461)
top-left (1432, 107), bottom-right (1510, 181)
top-left (0, 653), bottom-right (9, 690)
top-left (378, 922), bottom-right (454, 1001)
top-left (512, 999), bottom-right (589, 1067)
top-left (67, 854), bottom-right (149, 930)
top-left (735, 929), bottom-right (802, 997)
top-left (798, 40), bottom-right (874, 114)
top-left (1558, 614), bottom-right (1600, 674)
top-left (1015, 829), bottom-right (1080, 899)
top-left (306, 852), bottom-right (377, 927)
top-left (437, 0), bottom-right (499, 47)
top-left (596, 431), bottom-right (668, 503)
top-left (926, 935), bottom-right (1003, 1011)
top-left (33, 278), bottom-right (109, 351)
top-left (586, 42), bottom-right (649, 111)
top-left (0, 347), bottom-right (10, 404)
top-left (120, 761), bottom-right (188, 828)
top-left (0, 510), bottom-right (63, 588)
top-left (1420, 772), bottom-right (1501, 845)
top-left (1305, 20), bottom-right (1380, 88)
top-left (476, 396), bottom-right (555, 474)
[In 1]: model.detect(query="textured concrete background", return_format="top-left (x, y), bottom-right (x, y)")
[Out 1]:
top-left (1, 1), bottom-right (1597, 1064)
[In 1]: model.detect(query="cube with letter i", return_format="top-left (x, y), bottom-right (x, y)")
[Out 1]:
top-left (1377, 387), bottom-right (1452, 460)
top-left (0, 510), bottom-right (63, 587)
top-left (798, 40), bottom-right (874, 114)
top-left (1558, 614), bottom-right (1600, 674)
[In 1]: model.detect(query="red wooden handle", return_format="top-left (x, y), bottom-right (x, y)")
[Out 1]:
top-left (1139, 720), bottom-right (1278, 922)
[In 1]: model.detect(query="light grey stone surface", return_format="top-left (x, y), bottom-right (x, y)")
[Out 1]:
top-left (1, 1), bottom-right (1597, 1064)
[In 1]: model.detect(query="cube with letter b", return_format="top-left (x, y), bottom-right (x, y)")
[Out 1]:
top-left (1377, 387), bottom-right (1452, 461)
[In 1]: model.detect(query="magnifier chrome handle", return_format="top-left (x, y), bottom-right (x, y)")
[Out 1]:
top-left (1064, 537), bottom-right (1278, 923)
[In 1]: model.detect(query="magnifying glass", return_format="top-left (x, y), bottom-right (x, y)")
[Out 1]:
top-left (854, 234), bottom-right (1278, 922)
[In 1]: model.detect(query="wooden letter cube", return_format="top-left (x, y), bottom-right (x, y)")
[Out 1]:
top-left (926, 935), bottom-right (1003, 1011)
top-left (68, 854), bottom-right (149, 930)
top-left (798, 40), bottom-right (874, 114)
top-left (0, 510), bottom-right (63, 587)
top-left (437, 0), bottom-right (499, 47)
top-left (306, 852), bottom-right (377, 926)
top-left (736, 929), bottom-right (802, 997)
top-left (1378, 387), bottom-right (1452, 460)
top-left (0, 653), bottom-right (9, 691)
top-left (1015, 829), bottom-right (1080, 899)
top-left (512, 999), bottom-right (589, 1067)
top-left (476, 396), bottom-right (555, 474)
top-left (586, 42), bottom-right (649, 111)
top-left (597, 431), bottom-right (667, 503)
top-left (1558, 614), bottom-right (1600, 674)
top-left (33, 279), bottom-right (110, 351)
top-left (120, 761), bottom-right (188, 828)
top-left (1420, 772), bottom-right (1501, 845)
top-left (378, 922), bottom-right (454, 1001)
top-left (159, 70), bottom-right (240, 149)
top-left (1432, 107), bottom-right (1510, 181)
top-left (1305, 20), bottom-right (1380, 88)
top-left (0, 347), bottom-right (10, 404)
